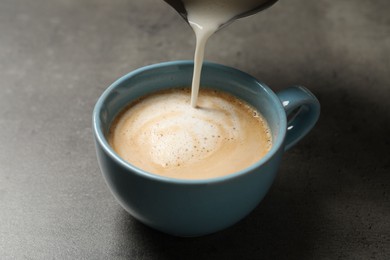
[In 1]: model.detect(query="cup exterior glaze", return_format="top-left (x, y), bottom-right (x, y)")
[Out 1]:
top-left (93, 61), bottom-right (319, 237)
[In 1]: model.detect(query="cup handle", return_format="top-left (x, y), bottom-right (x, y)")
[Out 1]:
top-left (276, 86), bottom-right (320, 151)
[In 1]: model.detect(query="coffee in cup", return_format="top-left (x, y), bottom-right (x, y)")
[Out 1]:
top-left (93, 61), bottom-right (320, 236)
top-left (108, 87), bottom-right (272, 180)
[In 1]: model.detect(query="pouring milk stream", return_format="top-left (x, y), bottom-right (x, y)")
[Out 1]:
top-left (164, 0), bottom-right (278, 107)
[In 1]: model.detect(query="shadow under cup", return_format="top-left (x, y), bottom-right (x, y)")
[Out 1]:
top-left (93, 60), bottom-right (317, 237)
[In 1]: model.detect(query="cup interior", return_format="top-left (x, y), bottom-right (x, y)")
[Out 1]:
top-left (93, 61), bottom-right (287, 181)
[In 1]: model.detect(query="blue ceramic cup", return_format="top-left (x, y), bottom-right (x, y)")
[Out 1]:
top-left (93, 61), bottom-right (320, 237)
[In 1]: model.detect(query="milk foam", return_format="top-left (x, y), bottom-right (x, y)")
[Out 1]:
top-left (109, 88), bottom-right (272, 179)
top-left (184, 0), bottom-right (266, 29)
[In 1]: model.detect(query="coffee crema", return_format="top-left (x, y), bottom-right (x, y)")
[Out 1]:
top-left (108, 88), bottom-right (272, 180)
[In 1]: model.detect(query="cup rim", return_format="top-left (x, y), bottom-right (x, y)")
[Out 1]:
top-left (93, 60), bottom-right (287, 184)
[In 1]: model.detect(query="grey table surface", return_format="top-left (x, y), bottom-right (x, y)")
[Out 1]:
top-left (1, 0), bottom-right (389, 259)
